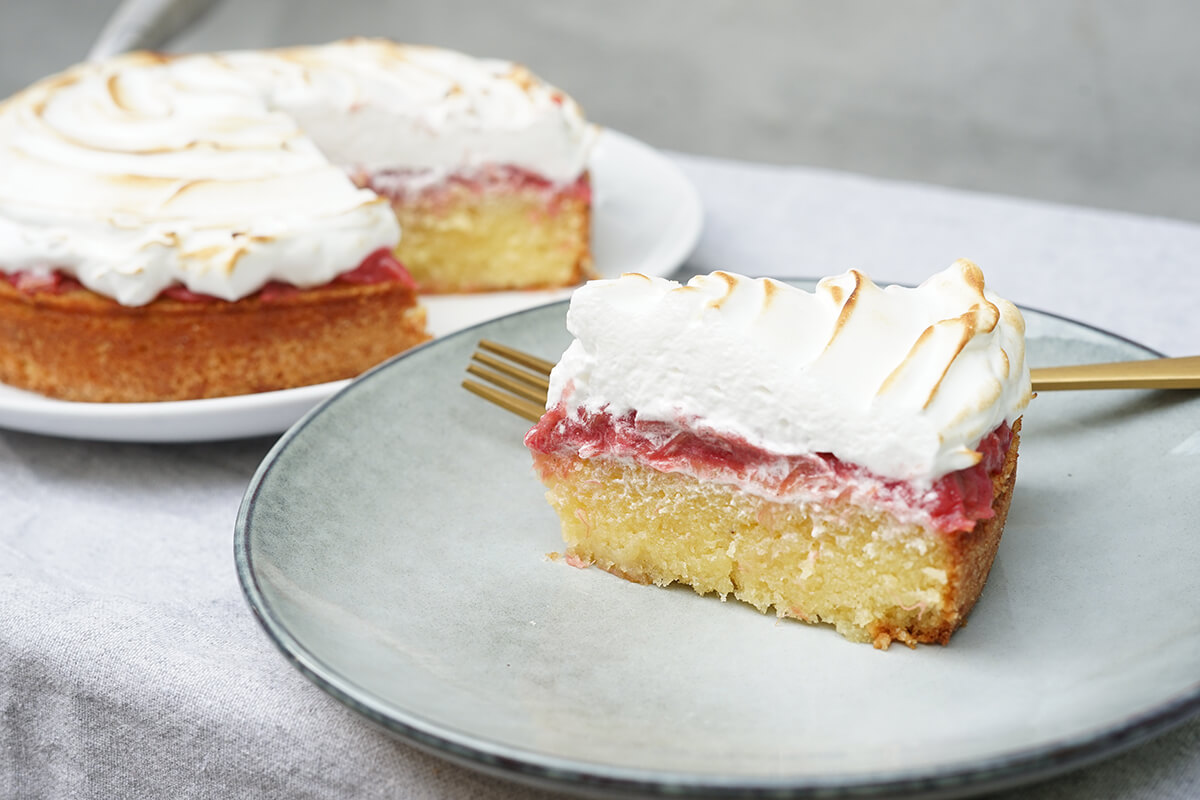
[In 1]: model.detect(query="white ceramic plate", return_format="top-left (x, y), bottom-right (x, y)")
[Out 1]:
top-left (0, 129), bottom-right (701, 443)
top-left (235, 295), bottom-right (1200, 798)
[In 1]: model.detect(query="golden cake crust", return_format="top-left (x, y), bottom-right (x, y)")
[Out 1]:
top-left (0, 278), bottom-right (430, 402)
top-left (868, 419), bottom-right (1021, 649)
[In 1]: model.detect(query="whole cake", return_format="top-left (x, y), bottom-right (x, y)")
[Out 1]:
top-left (0, 39), bottom-right (594, 402)
top-left (525, 262), bottom-right (1032, 648)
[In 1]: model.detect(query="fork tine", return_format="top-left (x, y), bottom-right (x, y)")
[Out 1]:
top-left (466, 363), bottom-right (547, 403)
top-left (462, 379), bottom-right (545, 422)
top-left (465, 340), bottom-right (555, 421)
top-left (470, 352), bottom-right (551, 392)
top-left (478, 339), bottom-right (555, 375)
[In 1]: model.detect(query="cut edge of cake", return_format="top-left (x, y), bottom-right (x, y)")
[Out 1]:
top-left (531, 419), bottom-right (1020, 649)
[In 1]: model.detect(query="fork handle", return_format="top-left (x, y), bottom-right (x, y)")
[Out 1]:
top-left (1031, 355), bottom-right (1200, 391)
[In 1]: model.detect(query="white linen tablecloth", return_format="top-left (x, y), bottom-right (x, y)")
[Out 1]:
top-left (2, 154), bottom-right (1198, 799)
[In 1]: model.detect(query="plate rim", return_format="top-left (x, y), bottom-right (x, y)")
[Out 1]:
top-left (0, 127), bottom-right (701, 443)
top-left (234, 290), bottom-right (1200, 799)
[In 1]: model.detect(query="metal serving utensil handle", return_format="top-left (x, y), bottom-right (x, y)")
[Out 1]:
top-left (88, 0), bottom-right (221, 61)
top-left (1030, 355), bottom-right (1200, 391)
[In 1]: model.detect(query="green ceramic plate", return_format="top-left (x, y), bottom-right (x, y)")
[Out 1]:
top-left (236, 290), bottom-right (1200, 798)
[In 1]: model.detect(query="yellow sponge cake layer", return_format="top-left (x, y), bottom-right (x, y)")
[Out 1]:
top-left (532, 420), bottom-right (1020, 649)
top-left (372, 171), bottom-right (593, 293)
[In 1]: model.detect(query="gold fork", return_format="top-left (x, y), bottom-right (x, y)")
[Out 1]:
top-left (462, 340), bottom-right (1200, 420)
top-left (462, 340), bottom-right (554, 422)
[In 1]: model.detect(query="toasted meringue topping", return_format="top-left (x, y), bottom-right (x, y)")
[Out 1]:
top-left (546, 261), bottom-right (1032, 484)
top-left (0, 39), bottom-right (595, 305)
top-left (227, 40), bottom-right (595, 182)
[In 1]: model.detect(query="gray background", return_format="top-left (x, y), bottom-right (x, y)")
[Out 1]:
top-left (2, 0), bottom-right (1197, 222)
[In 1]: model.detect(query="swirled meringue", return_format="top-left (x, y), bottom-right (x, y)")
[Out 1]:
top-left (0, 39), bottom-right (595, 306)
top-left (547, 260), bottom-right (1032, 484)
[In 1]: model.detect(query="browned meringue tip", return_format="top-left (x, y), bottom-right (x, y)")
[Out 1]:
top-left (949, 258), bottom-right (986, 291)
top-left (504, 65), bottom-right (538, 94)
top-left (105, 74), bottom-right (134, 112)
top-left (108, 172), bottom-right (181, 189)
top-left (180, 243), bottom-right (248, 276)
top-left (760, 277), bottom-right (781, 310)
top-left (878, 311), bottom-right (976, 409)
top-left (705, 271), bottom-right (739, 309)
top-left (823, 269), bottom-right (866, 351)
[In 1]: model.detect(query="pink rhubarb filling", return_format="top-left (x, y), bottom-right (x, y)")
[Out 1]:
top-left (359, 164), bottom-right (591, 213)
top-left (526, 404), bottom-right (1014, 534)
top-left (0, 247), bottom-right (416, 303)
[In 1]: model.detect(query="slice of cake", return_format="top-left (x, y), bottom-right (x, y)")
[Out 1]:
top-left (524, 262), bottom-right (1032, 648)
top-left (0, 39), bottom-right (594, 401)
